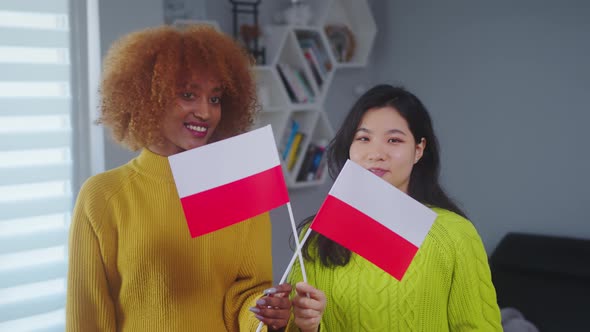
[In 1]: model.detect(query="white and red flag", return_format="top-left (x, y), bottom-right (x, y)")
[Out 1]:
top-left (310, 160), bottom-right (437, 280)
top-left (168, 125), bottom-right (289, 238)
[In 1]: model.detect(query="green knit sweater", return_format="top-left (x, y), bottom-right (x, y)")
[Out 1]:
top-left (287, 208), bottom-right (502, 331)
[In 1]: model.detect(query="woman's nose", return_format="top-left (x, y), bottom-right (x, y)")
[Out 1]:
top-left (367, 144), bottom-right (386, 161)
top-left (190, 98), bottom-right (213, 121)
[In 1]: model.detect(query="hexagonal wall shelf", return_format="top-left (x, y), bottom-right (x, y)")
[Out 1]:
top-left (251, 0), bottom-right (376, 188)
top-left (319, 0), bottom-right (376, 67)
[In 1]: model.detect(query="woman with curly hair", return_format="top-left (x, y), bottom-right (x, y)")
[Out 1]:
top-left (66, 24), bottom-right (291, 331)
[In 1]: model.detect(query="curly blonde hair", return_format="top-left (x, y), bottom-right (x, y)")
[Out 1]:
top-left (98, 24), bottom-right (258, 150)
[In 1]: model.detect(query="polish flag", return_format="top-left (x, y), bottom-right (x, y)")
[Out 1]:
top-left (310, 160), bottom-right (437, 280)
top-left (168, 125), bottom-right (289, 238)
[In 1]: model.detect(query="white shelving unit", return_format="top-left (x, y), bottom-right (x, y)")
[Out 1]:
top-left (253, 0), bottom-right (376, 189)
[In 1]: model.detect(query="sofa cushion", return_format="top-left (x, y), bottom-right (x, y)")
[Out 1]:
top-left (490, 232), bottom-right (590, 332)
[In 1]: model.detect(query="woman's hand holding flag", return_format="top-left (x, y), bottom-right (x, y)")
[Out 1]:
top-left (250, 283), bottom-right (293, 331)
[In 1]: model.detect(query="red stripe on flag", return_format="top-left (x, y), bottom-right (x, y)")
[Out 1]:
top-left (311, 195), bottom-right (419, 280)
top-left (180, 165), bottom-right (288, 237)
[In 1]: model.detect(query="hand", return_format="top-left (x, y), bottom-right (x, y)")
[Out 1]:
top-left (250, 283), bottom-right (292, 331)
top-left (292, 282), bottom-right (326, 332)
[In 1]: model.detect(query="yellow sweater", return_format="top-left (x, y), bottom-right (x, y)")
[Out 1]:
top-left (287, 208), bottom-right (502, 331)
top-left (67, 149), bottom-right (272, 331)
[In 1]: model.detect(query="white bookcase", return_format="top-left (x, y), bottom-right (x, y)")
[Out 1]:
top-left (253, 0), bottom-right (376, 189)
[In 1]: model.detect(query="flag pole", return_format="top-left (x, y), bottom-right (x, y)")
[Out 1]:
top-left (286, 202), bottom-right (308, 283)
top-left (278, 227), bottom-right (312, 284)
top-left (255, 227), bottom-right (313, 332)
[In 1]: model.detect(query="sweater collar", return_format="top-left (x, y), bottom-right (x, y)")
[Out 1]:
top-left (132, 148), bottom-right (175, 183)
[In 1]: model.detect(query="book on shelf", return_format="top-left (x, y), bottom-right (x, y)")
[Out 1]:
top-left (297, 144), bottom-right (317, 182)
top-left (296, 140), bottom-right (328, 182)
top-left (294, 68), bottom-right (316, 100)
top-left (276, 63), bottom-right (314, 103)
top-left (302, 47), bottom-right (324, 87)
top-left (280, 120), bottom-right (299, 160)
top-left (277, 63), bottom-right (304, 103)
top-left (298, 37), bottom-right (332, 77)
top-left (287, 132), bottom-right (305, 171)
top-left (276, 64), bottom-right (297, 103)
top-left (313, 147), bottom-right (328, 180)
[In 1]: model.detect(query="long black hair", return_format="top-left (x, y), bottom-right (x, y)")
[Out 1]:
top-left (299, 84), bottom-right (466, 267)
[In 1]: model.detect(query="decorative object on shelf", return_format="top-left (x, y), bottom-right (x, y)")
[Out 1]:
top-left (173, 19), bottom-right (220, 31)
top-left (164, 0), bottom-right (190, 24)
top-left (283, 0), bottom-right (312, 26)
top-left (228, 0), bottom-right (266, 65)
top-left (325, 24), bottom-right (355, 62)
top-left (164, 0), bottom-right (208, 25)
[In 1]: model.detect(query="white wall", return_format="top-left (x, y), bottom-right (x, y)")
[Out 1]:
top-left (364, 0), bottom-right (590, 252)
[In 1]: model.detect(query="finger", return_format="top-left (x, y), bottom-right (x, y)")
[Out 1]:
top-left (294, 316), bottom-right (322, 330)
top-left (252, 305), bottom-right (291, 321)
top-left (263, 283), bottom-right (292, 297)
top-left (295, 282), bottom-right (326, 302)
top-left (292, 295), bottom-right (324, 311)
top-left (255, 316), bottom-right (289, 331)
top-left (249, 305), bottom-right (291, 320)
top-left (294, 316), bottom-right (321, 330)
top-left (252, 306), bottom-right (290, 330)
top-left (256, 296), bottom-right (291, 310)
top-left (293, 307), bottom-right (321, 319)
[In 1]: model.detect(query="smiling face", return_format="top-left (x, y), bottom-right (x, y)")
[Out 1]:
top-left (148, 71), bottom-right (223, 156)
top-left (349, 106), bottom-right (426, 193)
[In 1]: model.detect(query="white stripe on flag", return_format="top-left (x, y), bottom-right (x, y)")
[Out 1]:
top-left (169, 125), bottom-right (281, 198)
top-left (330, 160), bottom-right (436, 247)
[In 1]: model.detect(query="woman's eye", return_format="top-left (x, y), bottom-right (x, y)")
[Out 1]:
top-left (388, 138), bottom-right (403, 143)
top-left (355, 136), bottom-right (369, 142)
top-left (210, 96), bottom-right (221, 104)
top-left (181, 92), bottom-right (195, 99)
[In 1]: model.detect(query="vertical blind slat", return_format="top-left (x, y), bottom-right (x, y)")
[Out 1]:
top-left (0, 0), bottom-right (68, 13)
top-left (0, 28), bottom-right (69, 48)
top-left (0, 64), bottom-right (70, 81)
top-left (0, 163), bottom-right (71, 186)
top-left (0, 98), bottom-right (70, 116)
top-left (0, 131), bottom-right (71, 151)
top-left (0, 292), bottom-right (66, 322)
top-left (0, 261), bottom-right (67, 289)
top-left (0, 196), bottom-right (71, 221)
top-left (0, 228), bottom-right (68, 254)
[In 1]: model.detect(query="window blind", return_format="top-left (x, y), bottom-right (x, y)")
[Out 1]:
top-left (0, 0), bottom-right (72, 331)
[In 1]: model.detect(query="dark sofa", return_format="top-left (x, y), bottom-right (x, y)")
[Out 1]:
top-left (489, 232), bottom-right (590, 332)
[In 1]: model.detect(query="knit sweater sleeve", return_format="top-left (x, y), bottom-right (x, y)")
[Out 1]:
top-left (224, 212), bottom-right (274, 332)
top-left (447, 218), bottom-right (502, 331)
top-left (66, 179), bottom-right (117, 332)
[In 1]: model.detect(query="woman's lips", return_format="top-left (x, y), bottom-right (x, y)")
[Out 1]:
top-left (184, 122), bottom-right (208, 138)
top-left (369, 168), bottom-right (388, 177)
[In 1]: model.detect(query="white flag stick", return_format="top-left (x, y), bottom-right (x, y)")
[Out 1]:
top-left (286, 202), bottom-right (308, 284)
top-left (278, 227), bottom-right (312, 284)
top-left (255, 223), bottom-right (313, 332)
